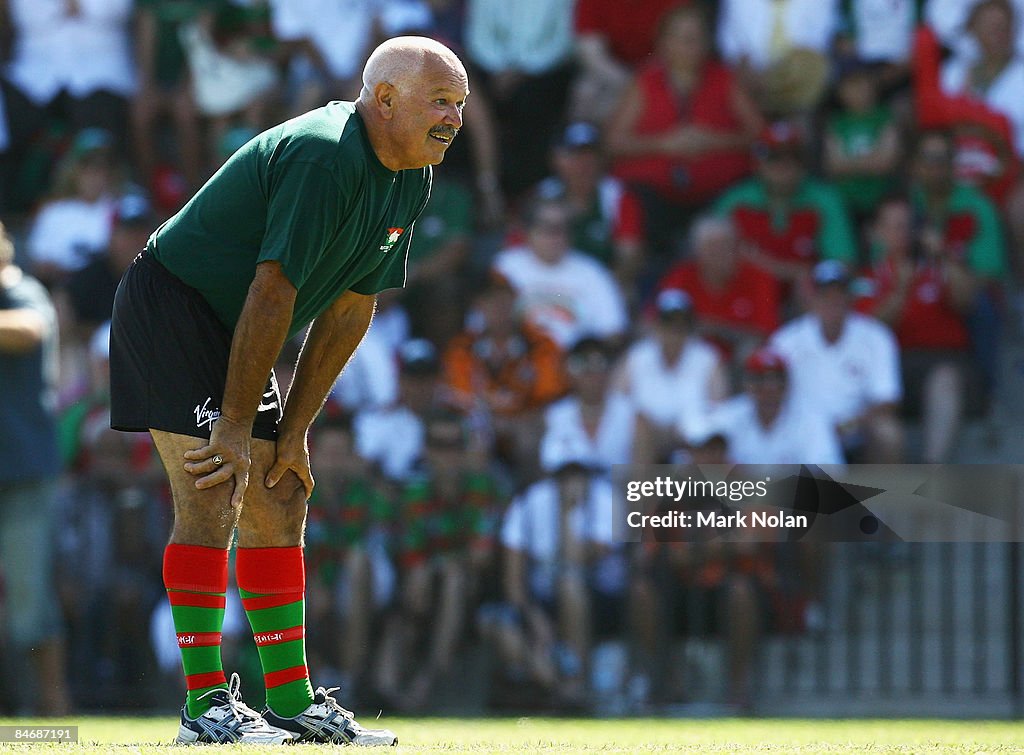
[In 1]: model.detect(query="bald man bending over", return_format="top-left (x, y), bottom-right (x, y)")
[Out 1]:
top-left (109, 37), bottom-right (468, 745)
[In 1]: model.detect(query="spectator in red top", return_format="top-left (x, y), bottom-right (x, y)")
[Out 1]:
top-left (605, 3), bottom-right (763, 260)
top-left (657, 215), bottom-right (780, 364)
top-left (534, 122), bottom-right (647, 297)
top-left (855, 195), bottom-right (977, 463)
top-left (571, 0), bottom-right (690, 123)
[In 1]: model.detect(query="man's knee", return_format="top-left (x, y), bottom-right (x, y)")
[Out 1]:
top-left (236, 474), bottom-right (308, 547)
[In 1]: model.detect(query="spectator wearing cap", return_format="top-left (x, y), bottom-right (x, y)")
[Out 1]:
top-left (65, 194), bottom-right (159, 338)
top-left (614, 287), bottom-right (728, 465)
top-left (354, 338), bottom-right (449, 483)
top-left (539, 337), bottom-right (636, 475)
top-left (716, 0), bottom-right (836, 116)
top-left (533, 122), bottom-right (646, 296)
top-left (855, 195), bottom-right (978, 463)
top-left (25, 128), bottom-right (126, 287)
top-left (1, 0), bottom-right (136, 210)
top-left (698, 346), bottom-right (844, 464)
top-left (715, 121), bottom-right (858, 295)
top-left (769, 260), bottom-right (903, 463)
top-left (483, 458), bottom-right (618, 710)
top-left (823, 56), bottom-right (903, 226)
top-left (493, 196), bottom-right (628, 350)
top-left (571, 0), bottom-right (690, 124)
top-left (605, 4), bottom-right (762, 258)
top-left (376, 409), bottom-right (506, 711)
top-left (444, 274), bottom-right (568, 476)
top-left (657, 215), bottom-right (781, 365)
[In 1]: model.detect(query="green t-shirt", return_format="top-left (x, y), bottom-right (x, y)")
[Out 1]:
top-left (911, 183), bottom-right (1008, 279)
top-left (151, 101), bottom-right (431, 340)
top-left (827, 106), bottom-right (897, 214)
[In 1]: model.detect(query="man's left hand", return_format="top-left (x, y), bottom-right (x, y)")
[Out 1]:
top-left (266, 433), bottom-right (315, 500)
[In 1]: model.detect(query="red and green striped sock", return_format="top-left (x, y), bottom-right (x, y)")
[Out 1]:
top-left (163, 543), bottom-right (229, 719)
top-left (236, 546), bottom-right (314, 718)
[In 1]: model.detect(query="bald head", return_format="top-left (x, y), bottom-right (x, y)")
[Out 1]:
top-left (356, 36), bottom-right (470, 171)
top-left (360, 36), bottom-right (466, 101)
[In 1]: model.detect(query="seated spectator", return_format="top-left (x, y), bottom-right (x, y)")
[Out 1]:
top-left (534, 122), bottom-right (646, 295)
top-left (823, 57), bottom-right (903, 227)
top-left (2, 0), bottom-right (136, 211)
top-left (464, 0), bottom-right (576, 197)
top-left (770, 261), bottom-right (903, 462)
top-left (444, 273), bottom-right (568, 474)
top-left (657, 215), bottom-right (781, 364)
top-left (605, 4), bottom-right (762, 258)
top-left (355, 338), bottom-right (447, 483)
top-left (909, 129), bottom-right (1007, 399)
top-left (375, 409), bottom-right (504, 711)
top-left (65, 194), bottom-right (158, 339)
top-left (304, 412), bottom-right (397, 704)
top-left (855, 195), bottom-right (978, 463)
top-left (715, 122), bottom-right (858, 294)
top-left (493, 197), bottom-right (628, 349)
top-left (696, 346), bottom-right (845, 464)
top-left (482, 460), bottom-right (617, 710)
top-left (540, 337), bottom-right (636, 474)
top-left (25, 129), bottom-right (123, 287)
top-left (570, 0), bottom-right (685, 123)
top-left (614, 288), bottom-right (728, 465)
top-left (715, 0), bottom-right (836, 116)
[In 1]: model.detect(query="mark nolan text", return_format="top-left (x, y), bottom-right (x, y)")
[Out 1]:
top-left (698, 511), bottom-right (808, 528)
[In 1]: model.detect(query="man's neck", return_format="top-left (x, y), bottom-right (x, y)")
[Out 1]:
top-left (355, 99), bottom-right (403, 172)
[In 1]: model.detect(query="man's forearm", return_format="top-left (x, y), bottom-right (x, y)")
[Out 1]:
top-left (280, 290), bottom-right (375, 439)
top-left (221, 263), bottom-right (296, 424)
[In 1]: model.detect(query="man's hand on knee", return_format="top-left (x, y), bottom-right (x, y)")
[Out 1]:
top-left (183, 415), bottom-right (253, 508)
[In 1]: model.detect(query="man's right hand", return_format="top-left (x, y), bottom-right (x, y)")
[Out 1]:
top-left (183, 415), bottom-right (253, 508)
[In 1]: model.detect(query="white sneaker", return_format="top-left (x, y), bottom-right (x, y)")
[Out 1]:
top-left (175, 673), bottom-right (295, 744)
top-left (263, 686), bottom-right (398, 746)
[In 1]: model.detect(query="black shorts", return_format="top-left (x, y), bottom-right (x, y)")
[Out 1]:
top-left (109, 252), bottom-right (282, 441)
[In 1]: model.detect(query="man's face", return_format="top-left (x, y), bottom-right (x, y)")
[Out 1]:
top-left (528, 207), bottom-right (573, 264)
top-left (747, 370), bottom-right (787, 416)
top-left (914, 136), bottom-right (954, 193)
top-left (873, 201), bottom-right (912, 258)
top-left (759, 150), bottom-right (804, 196)
top-left (695, 225), bottom-right (738, 280)
top-left (567, 347), bottom-right (611, 402)
top-left (390, 55), bottom-right (469, 168)
top-left (554, 146), bottom-right (601, 191)
top-left (813, 284), bottom-right (850, 329)
top-left (972, 3), bottom-right (1014, 59)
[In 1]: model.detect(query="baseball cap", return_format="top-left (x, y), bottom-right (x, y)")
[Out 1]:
top-left (655, 288), bottom-right (693, 317)
top-left (398, 338), bottom-right (440, 375)
top-left (557, 121), bottom-right (601, 151)
top-left (744, 346), bottom-right (788, 375)
top-left (113, 193), bottom-right (156, 228)
top-left (811, 259), bottom-right (852, 289)
top-left (755, 121), bottom-right (805, 157)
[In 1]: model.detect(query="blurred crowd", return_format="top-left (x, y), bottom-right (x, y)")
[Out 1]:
top-left (0, 0), bottom-right (1021, 718)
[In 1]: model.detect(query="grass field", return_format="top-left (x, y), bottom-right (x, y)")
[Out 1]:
top-left (1, 717), bottom-right (1022, 753)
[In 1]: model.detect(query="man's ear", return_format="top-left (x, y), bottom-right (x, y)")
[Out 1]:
top-left (374, 82), bottom-right (395, 120)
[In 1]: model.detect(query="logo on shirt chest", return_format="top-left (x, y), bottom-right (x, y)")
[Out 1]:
top-left (379, 227), bottom-right (405, 253)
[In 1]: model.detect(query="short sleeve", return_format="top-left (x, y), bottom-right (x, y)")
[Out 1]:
top-left (500, 497), bottom-right (528, 551)
top-left (259, 161), bottom-right (349, 290)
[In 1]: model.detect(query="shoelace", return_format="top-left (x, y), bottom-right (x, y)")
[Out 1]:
top-left (314, 686), bottom-right (355, 720)
top-left (196, 673), bottom-right (266, 726)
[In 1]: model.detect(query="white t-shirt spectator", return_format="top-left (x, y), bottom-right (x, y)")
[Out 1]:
top-left (7, 0), bottom-right (136, 105)
top-left (617, 335), bottom-right (723, 435)
top-left (27, 197), bottom-right (115, 273)
top-left (270, 0), bottom-right (431, 81)
top-left (465, 0), bottom-right (575, 75)
top-left (354, 405), bottom-right (423, 481)
top-left (701, 393), bottom-right (845, 465)
top-left (770, 312), bottom-right (902, 427)
top-left (493, 246), bottom-right (628, 348)
top-left (500, 475), bottom-right (614, 599)
top-left (539, 393), bottom-right (635, 473)
top-left (717, 0), bottom-right (839, 71)
top-left (330, 321), bottom-right (398, 412)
